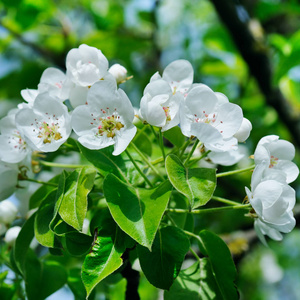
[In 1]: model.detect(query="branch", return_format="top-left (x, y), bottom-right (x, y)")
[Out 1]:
top-left (210, 0), bottom-right (300, 148)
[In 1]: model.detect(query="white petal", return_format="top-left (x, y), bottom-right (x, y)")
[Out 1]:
top-left (69, 86), bottom-right (89, 108)
top-left (234, 118), bottom-right (252, 142)
top-left (215, 103), bottom-right (243, 139)
top-left (144, 79), bottom-right (172, 97)
top-left (113, 125), bottom-right (137, 156)
top-left (273, 160), bottom-right (299, 183)
top-left (162, 59), bottom-right (193, 93)
top-left (20, 89), bottom-right (38, 104)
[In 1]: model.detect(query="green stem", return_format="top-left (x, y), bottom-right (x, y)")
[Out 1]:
top-left (187, 150), bottom-right (211, 167)
top-left (211, 196), bottom-right (241, 206)
top-left (20, 178), bottom-right (58, 187)
top-left (216, 165), bottom-right (255, 178)
top-left (130, 142), bottom-right (165, 181)
top-left (189, 247), bottom-right (201, 262)
top-left (179, 139), bottom-right (192, 159)
top-left (184, 140), bottom-right (200, 166)
top-left (159, 129), bottom-right (166, 161)
top-left (40, 160), bottom-right (88, 169)
top-left (125, 149), bottom-right (153, 188)
top-left (150, 157), bottom-right (164, 165)
top-left (166, 204), bottom-right (251, 214)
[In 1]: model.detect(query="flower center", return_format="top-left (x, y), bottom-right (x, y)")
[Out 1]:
top-left (269, 155), bottom-right (278, 168)
top-left (194, 111), bottom-right (217, 124)
top-left (9, 130), bottom-right (27, 152)
top-left (38, 121), bottom-right (62, 144)
top-left (163, 106), bottom-right (171, 122)
top-left (97, 114), bottom-right (124, 138)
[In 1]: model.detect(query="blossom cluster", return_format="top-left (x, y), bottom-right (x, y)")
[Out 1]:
top-left (0, 43), bottom-right (297, 246)
top-left (246, 136), bottom-right (299, 244)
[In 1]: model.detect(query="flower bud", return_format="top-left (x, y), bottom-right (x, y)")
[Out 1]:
top-left (234, 118), bottom-right (252, 142)
top-left (4, 226), bottom-right (21, 246)
top-left (0, 200), bottom-right (18, 224)
top-left (109, 64), bottom-right (128, 84)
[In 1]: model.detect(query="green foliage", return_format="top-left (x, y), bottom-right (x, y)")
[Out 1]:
top-left (137, 226), bottom-right (190, 290)
top-left (104, 174), bottom-right (172, 250)
top-left (166, 154), bottom-right (216, 209)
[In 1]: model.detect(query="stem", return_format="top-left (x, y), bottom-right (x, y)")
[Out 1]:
top-left (125, 149), bottom-right (153, 187)
top-left (179, 139), bottom-right (192, 159)
top-left (187, 150), bottom-right (211, 168)
top-left (20, 178), bottom-right (58, 187)
top-left (211, 196), bottom-right (241, 206)
top-left (166, 204), bottom-right (251, 214)
top-left (159, 129), bottom-right (166, 161)
top-left (189, 247), bottom-right (201, 262)
top-left (40, 160), bottom-right (88, 169)
top-left (130, 142), bottom-right (165, 181)
top-left (184, 140), bottom-right (200, 166)
top-left (216, 165), bottom-right (255, 178)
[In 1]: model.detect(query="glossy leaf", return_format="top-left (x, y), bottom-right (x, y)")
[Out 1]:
top-left (197, 230), bottom-right (239, 300)
top-left (34, 190), bottom-right (61, 248)
top-left (137, 226), bottom-right (190, 290)
top-left (13, 213), bottom-right (36, 274)
top-left (82, 209), bottom-right (127, 297)
top-left (164, 259), bottom-right (223, 300)
top-left (104, 174), bottom-right (172, 249)
top-left (29, 174), bottom-right (60, 209)
top-left (59, 166), bottom-right (96, 230)
top-left (78, 143), bottom-right (129, 183)
top-left (163, 126), bottom-right (186, 148)
top-left (166, 154), bottom-right (216, 209)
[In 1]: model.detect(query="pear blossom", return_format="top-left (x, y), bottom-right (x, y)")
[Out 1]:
top-left (109, 64), bottom-right (128, 84)
top-left (0, 162), bottom-right (18, 201)
top-left (180, 84), bottom-right (243, 152)
top-left (245, 164), bottom-right (296, 244)
top-left (234, 117), bottom-right (252, 142)
top-left (20, 89), bottom-right (39, 108)
top-left (66, 44), bottom-right (109, 87)
top-left (0, 113), bottom-right (31, 163)
top-left (208, 146), bottom-right (245, 166)
top-left (254, 135), bottom-right (299, 183)
top-left (0, 200), bottom-right (18, 224)
top-left (72, 80), bottom-right (137, 156)
top-left (37, 67), bottom-right (70, 101)
top-left (15, 93), bottom-right (72, 152)
top-left (4, 226), bottom-right (21, 246)
top-left (148, 59), bottom-right (194, 96)
top-left (139, 92), bottom-right (183, 131)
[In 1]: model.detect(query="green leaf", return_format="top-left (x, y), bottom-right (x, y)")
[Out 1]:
top-left (34, 190), bottom-right (61, 248)
top-left (164, 259), bottom-right (223, 300)
top-left (104, 174), bottom-right (172, 249)
top-left (137, 226), bottom-right (190, 290)
top-left (13, 212), bottom-right (35, 274)
top-left (62, 232), bottom-right (93, 257)
top-left (163, 126), bottom-right (186, 148)
top-left (78, 143), bottom-right (129, 183)
top-left (197, 230), bottom-right (238, 300)
top-left (24, 251), bottom-right (68, 300)
top-left (81, 209), bottom-right (127, 297)
top-left (133, 130), bottom-right (152, 157)
top-left (165, 154), bottom-right (216, 209)
top-left (59, 166), bottom-right (96, 230)
top-left (29, 174), bottom-right (60, 209)
top-left (68, 268), bottom-right (89, 300)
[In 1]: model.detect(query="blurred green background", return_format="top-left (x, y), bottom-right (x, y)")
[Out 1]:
top-left (1, 0), bottom-right (300, 299)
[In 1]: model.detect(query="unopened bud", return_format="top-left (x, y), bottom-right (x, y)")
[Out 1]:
top-left (109, 64), bottom-right (128, 84)
top-left (234, 118), bottom-right (252, 142)
top-left (0, 200), bottom-right (18, 224)
top-left (4, 226), bottom-right (21, 246)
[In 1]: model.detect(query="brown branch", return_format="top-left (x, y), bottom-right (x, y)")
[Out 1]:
top-left (210, 0), bottom-right (300, 148)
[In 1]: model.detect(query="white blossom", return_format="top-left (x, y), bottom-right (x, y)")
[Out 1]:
top-left (180, 84), bottom-right (243, 152)
top-left (72, 80), bottom-right (137, 155)
top-left (66, 44), bottom-right (109, 87)
top-left (109, 64), bottom-right (128, 84)
top-left (254, 135), bottom-right (299, 183)
top-left (234, 117), bottom-right (252, 142)
top-left (0, 113), bottom-right (31, 163)
top-left (139, 92), bottom-right (183, 131)
top-left (245, 163), bottom-right (296, 245)
top-left (4, 226), bottom-right (21, 246)
top-left (0, 200), bottom-right (18, 224)
top-left (15, 93), bottom-right (72, 152)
